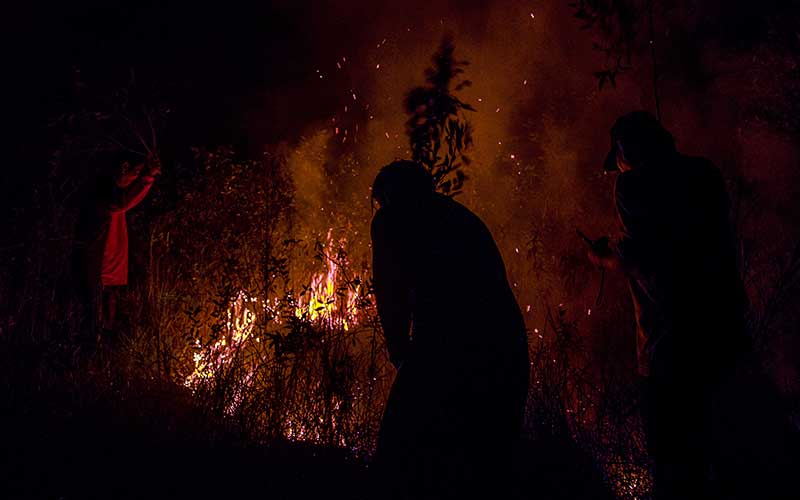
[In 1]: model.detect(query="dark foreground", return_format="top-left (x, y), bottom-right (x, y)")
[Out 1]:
top-left (2, 370), bottom-right (613, 500)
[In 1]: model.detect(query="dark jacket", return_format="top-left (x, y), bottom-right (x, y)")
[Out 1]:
top-left (371, 193), bottom-right (530, 482)
top-left (612, 153), bottom-right (747, 378)
top-left (371, 193), bottom-right (526, 367)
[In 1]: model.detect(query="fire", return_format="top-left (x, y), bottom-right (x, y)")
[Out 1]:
top-left (294, 234), bottom-right (361, 331)
top-left (184, 231), bottom-right (366, 428)
top-left (184, 290), bottom-right (258, 388)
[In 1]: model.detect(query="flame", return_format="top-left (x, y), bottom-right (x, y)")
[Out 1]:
top-left (293, 232), bottom-right (361, 331)
top-left (184, 290), bottom-right (258, 388)
top-left (183, 231), bottom-right (366, 438)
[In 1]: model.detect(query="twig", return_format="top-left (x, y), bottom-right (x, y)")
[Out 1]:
top-left (122, 113), bottom-right (152, 155)
top-left (104, 134), bottom-right (147, 157)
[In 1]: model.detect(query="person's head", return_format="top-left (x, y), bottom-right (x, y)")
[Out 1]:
top-left (603, 111), bottom-right (676, 172)
top-left (371, 160), bottom-right (434, 209)
top-left (116, 160), bottom-right (143, 188)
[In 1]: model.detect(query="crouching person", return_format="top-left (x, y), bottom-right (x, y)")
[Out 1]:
top-left (370, 160), bottom-right (529, 499)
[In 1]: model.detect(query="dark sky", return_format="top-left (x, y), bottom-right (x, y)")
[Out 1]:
top-left (5, 0), bottom-right (798, 154)
top-left (3, 1), bottom-right (322, 153)
top-left (1, 0), bottom-right (524, 157)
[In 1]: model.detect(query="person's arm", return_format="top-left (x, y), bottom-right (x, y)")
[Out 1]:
top-left (587, 236), bottom-right (625, 271)
top-left (371, 211), bottom-right (412, 369)
top-left (108, 157), bottom-right (160, 213)
top-left (588, 174), bottom-right (646, 276)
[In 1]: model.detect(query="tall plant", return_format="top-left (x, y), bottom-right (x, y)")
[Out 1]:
top-left (405, 35), bottom-right (475, 196)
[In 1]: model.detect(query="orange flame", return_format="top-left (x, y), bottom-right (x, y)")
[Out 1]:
top-left (184, 231), bottom-right (364, 432)
top-left (294, 231), bottom-right (361, 331)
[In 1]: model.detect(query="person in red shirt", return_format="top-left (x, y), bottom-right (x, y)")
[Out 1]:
top-left (74, 153), bottom-right (161, 342)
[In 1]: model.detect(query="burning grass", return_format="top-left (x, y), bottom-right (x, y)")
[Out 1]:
top-left (4, 136), bottom-right (798, 499)
top-left (0, 144), bottom-right (657, 499)
top-left (179, 230), bottom-right (386, 451)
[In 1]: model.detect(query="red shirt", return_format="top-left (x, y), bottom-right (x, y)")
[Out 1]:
top-left (100, 175), bottom-right (155, 286)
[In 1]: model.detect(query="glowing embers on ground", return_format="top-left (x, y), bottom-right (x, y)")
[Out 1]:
top-left (605, 460), bottom-right (653, 500)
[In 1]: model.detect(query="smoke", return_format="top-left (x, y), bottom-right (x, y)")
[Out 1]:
top-left (254, 0), bottom-right (799, 359)
top-left (263, 2), bottom-right (628, 329)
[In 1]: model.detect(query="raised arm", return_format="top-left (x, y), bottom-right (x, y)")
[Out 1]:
top-left (371, 210), bottom-right (412, 369)
top-left (108, 174), bottom-right (154, 213)
top-left (108, 157), bottom-right (160, 213)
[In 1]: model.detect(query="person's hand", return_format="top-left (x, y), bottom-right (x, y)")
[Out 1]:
top-left (587, 236), bottom-right (612, 267)
top-left (145, 154), bottom-right (162, 176)
top-left (389, 351), bottom-right (405, 371)
top-left (587, 236), bottom-right (625, 271)
top-left (388, 341), bottom-right (411, 370)
top-left (128, 162), bottom-right (144, 177)
top-left (591, 235), bottom-right (611, 256)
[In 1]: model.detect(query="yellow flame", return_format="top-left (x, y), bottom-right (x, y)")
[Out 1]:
top-left (184, 232), bottom-right (362, 387)
top-left (294, 232), bottom-right (360, 331)
top-left (184, 290), bottom-right (257, 387)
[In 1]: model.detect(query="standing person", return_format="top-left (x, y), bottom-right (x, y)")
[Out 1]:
top-left (74, 152), bottom-right (160, 343)
top-left (587, 111), bottom-right (749, 499)
top-left (370, 160), bottom-right (529, 499)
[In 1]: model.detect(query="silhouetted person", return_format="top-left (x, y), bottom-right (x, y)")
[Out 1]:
top-left (371, 160), bottom-right (529, 499)
top-left (588, 111), bottom-right (750, 499)
top-left (74, 153), bottom-right (160, 343)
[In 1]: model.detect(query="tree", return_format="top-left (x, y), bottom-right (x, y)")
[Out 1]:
top-left (404, 35), bottom-right (475, 196)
